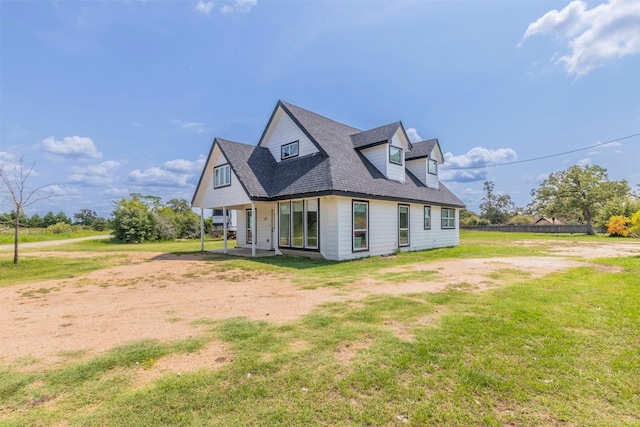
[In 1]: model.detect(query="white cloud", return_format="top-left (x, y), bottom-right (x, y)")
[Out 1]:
top-left (42, 184), bottom-right (80, 198)
top-left (40, 136), bottom-right (102, 159)
top-left (195, 0), bottom-right (214, 15)
top-left (102, 187), bottom-right (130, 197)
top-left (68, 160), bottom-right (122, 186)
top-left (163, 158), bottom-right (206, 173)
top-left (522, 0), bottom-right (640, 77)
top-left (405, 128), bottom-right (422, 143)
top-left (440, 147), bottom-right (517, 183)
top-left (221, 0), bottom-right (257, 14)
top-left (126, 167), bottom-right (191, 187)
top-left (576, 157), bottom-right (592, 166)
top-left (171, 120), bottom-right (206, 134)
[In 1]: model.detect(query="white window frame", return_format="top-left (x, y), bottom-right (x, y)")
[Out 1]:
top-left (441, 208), bottom-right (456, 229)
top-left (389, 145), bottom-right (403, 165)
top-left (281, 141), bottom-right (299, 160)
top-left (214, 164), bottom-right (231, 188)
top-left (424, 206), bottom-right (431, 230)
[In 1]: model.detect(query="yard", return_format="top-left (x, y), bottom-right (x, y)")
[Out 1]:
top-left (1, 232), bottom-right (639, 426)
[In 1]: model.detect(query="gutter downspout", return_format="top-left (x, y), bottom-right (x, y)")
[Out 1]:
top-left (223, 207), bottom-right (228, 254)
top-left (200, 208), bottom-right (204, 252)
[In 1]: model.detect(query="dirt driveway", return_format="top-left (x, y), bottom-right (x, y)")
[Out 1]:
top-left (2, 239), bottom-right (639, 366)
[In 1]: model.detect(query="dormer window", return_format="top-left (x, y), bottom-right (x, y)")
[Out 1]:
top-left (428, 158), bottom-right (438, 175)
top-left (281, 140), bottom-right (299, 160)
top-left (389, 145), bottom-right (403, 165)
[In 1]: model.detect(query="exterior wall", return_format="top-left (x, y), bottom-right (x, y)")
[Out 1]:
top-left (425, 163), bottom-right (440, 189)
top-left (235, 202), bottom-right (277, 251)
top-left (389, 131), bottom-right (408, 182)
top-left (360, 144), bottom-right (387, 178)
top-left (406, 159), bottom-right (426, 185)
top-left (323, 196), bottom-right (459, 261)
top-left (199, 147), bottom-right (251, 208)
top-left (261, 109), bottom-right (319, 162)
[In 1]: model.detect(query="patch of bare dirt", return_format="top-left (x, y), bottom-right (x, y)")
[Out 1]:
top-left (1, 239), bottom-right (637, 365)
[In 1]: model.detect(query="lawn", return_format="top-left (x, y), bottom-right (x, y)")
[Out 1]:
top-left (1, 232), bottom-right (638, 426)
top-left (0, 228), bottom-right (107, 245)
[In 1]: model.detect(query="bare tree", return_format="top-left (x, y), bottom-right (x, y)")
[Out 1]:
top-left (0, 157), bottom-right (57, 264)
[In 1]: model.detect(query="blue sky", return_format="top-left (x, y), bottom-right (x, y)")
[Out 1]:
top-left (1, 0), bottom-right (639, 218)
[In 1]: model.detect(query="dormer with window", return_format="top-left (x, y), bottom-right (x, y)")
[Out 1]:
top-left (258, 104), bottom-right (321, 163)
top-left (406, 138), bottom-right (443, 189)
top-left (351, 122), bottom-right (411, 182)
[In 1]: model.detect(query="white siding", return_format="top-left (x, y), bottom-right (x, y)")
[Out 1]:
top-left (389, 130), bottom-right (408, 182)
top-left (235, 202), bottom-right (276, 251)
top-left (261, 109), bottom-right (319, 162)
top-left (360, 144), bottom-right (387, 178)
top-left (321, 196), bottom-right (340, 260)
top-left (323, 197), bottom-right (459, 261)
top-left (426, 166), bottom-right (440, 189)
top-left (197, 146), bottom-right (251, 209)
top-left (406, 159), bottom-right (427, 185)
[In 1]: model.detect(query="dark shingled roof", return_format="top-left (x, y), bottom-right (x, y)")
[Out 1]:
top-left (350, 122), bottom-right (401, 149)
top-left (406, 138), bottom-right (438, 160)
top-left (203, 101), bottom-right (465, 208)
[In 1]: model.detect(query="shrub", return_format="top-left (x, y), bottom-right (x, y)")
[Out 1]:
top-left (606, 215), bottom-right (630, 237)
top-left (48, 222), bottom-right (73, 234)
top-left (112, 198), bottom-right (156, 243)
top-left (629, 210), bottom-right (640, 237)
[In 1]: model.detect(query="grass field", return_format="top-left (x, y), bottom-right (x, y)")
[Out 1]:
top-left (0, 228), bottom-right (107, 245)
top-left (1, 232), bottom-right (638, 426)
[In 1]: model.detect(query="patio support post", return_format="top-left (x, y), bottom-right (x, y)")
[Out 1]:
top-left (200, 208), bottom-right (204, 252)
top-left (223, 207), bottom-right (228, 254)
top-left (251, 202), bottom-right (256, 257)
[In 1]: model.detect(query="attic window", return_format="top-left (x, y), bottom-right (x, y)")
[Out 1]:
top-left (389, 145), bottom-right (403, 165)
top-left (428, 159), bottom-right (438, 175)
top-left (214, 164), bottom-right (231, 188)
top-left (281, 141), bottom-right (299, 160)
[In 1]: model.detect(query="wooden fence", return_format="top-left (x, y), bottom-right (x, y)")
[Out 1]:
top-left (461, 224), bottom-right (593, 234)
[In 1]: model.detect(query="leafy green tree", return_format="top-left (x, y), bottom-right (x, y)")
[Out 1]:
top-left (111, 196), bottom-right (156, 243)
top-left (479, 181), bottom-right (515, 224)
top-left (28, 213), bottom-right (44, 228)
top-left (529, 165), bottom-right (630, 234)
top-left (91, 217), bottom-right (109, 231)
top-left (74, 209), bottom-right (98, 226)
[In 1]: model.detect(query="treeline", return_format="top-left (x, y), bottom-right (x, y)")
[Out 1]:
top-left (1, 195), bottom-right (214, 242)
top-left (0, 209), bottom-right (109, 232)
top-left (462, 165), bottom-right (640, 237)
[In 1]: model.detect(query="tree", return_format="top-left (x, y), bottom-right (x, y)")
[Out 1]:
top-left (0, 158), bottom-right (57, 264)
top-left (111, 196), bottom-right (156, 243)
top-left (529, 165), bottom-right (630, 235)
top-left (74, 208), bottom-right (98, 226)
top-left (479, 181), bottom-right (516, 224)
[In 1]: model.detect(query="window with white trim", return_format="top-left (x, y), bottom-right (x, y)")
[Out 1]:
top-left (353, 201), bottom-right (369, 251)
top-left (214, 164), bottom-right (231, 188)
top-left (441, 208), bottom-right (455, 229)
top-left (424, 206), bottom-right (431, 230)
top-left (281, 141), bottom-right (299, 160)
top-left (279, 203), bottom-right (290, 246)
top-left (399, 205), bottom-right (409, 247)
top-left (389, 145), bottom-right (403, 165)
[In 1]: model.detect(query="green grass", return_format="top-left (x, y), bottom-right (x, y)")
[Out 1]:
top-left (1, 233), bottom-right (638, 426)
top-left (0, 228), bottom-right (107, 244)
top-left (0, 256), bottom-right (118, 287)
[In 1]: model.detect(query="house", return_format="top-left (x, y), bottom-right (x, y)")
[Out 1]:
top-left (192, 100), bottom-right (465, 260)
